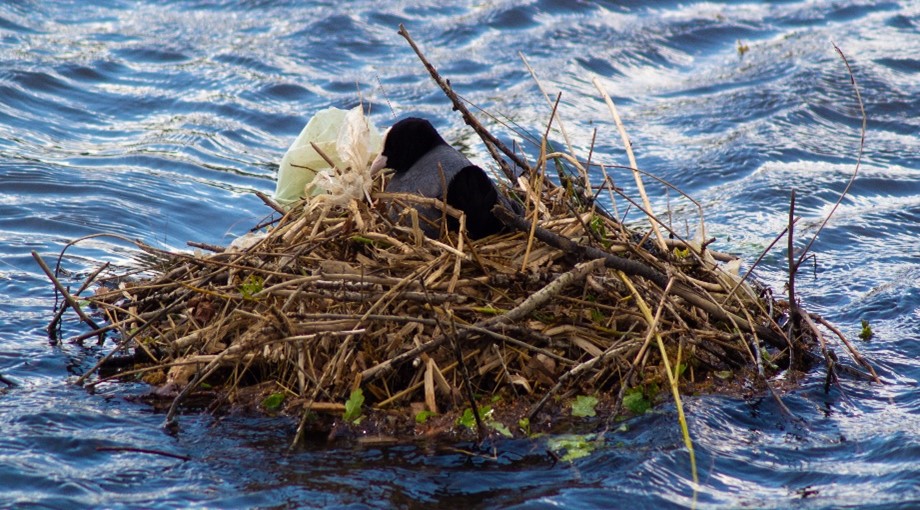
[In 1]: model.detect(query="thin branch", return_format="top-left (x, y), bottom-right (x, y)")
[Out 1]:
top-left (811, 313), bottom-right (880, 383)
top-left (255, 190), bottom-right (287, 215)
top-left (787, 190), bottom-right (799, 340)
top-left (796, 44), bottom-right (866, 267)
top-left (33, 250), bottom-right (102, 341)
top-left (397, 24), bottom-right (530, 181)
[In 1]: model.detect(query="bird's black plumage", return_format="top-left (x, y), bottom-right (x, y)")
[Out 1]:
top-left (445, 166), bottom-right (504, 240)
top-left (374, 117), bottom-right (448, 175)
top-left (371, 117), bottom-right (516, 240)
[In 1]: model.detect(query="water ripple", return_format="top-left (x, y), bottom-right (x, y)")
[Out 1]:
top-left (1, 1), bottom-right (918, 508)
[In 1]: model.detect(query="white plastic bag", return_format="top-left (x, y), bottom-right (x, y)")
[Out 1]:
top-left (273, 106), bottom-right (382, 209)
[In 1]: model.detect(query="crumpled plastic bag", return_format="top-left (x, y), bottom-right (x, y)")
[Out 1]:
top-left (273, 105), bottom-right (382, 209)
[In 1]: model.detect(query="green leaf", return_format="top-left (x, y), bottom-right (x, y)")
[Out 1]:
top-left (589, 215), bottom-right (606, 237)
top-left (349, 235), bottom-right (374, 245)
top-left (571, 395), bottom-right (598, 418)
top-left (471, 306), bottom-right (505, 315)
top-left (760, 348), bottom-right (778, 370)
top-left (350, 235), bottom-right (390, 248)
top-left (457, 408), bottom-right (476, 429)
top-left (588, 216), bottom-right (613, 248)
top-left (859, 319), bottom-right (874, 341)
top-left (518, 417), bottom-right (531, 436)
top-left (548, 434), bottom-right (602, 462)
top-left (239, 274), bottom-right (264, 300)
top-left (262, 392), bottom-right (285, 410)
top-left (343, 388), bottom-right (365, 423)
top-left (457, 405), bottom-right (492, 430)
top-left (623, 388), bottom-right (650, 415)
top-left (415, 410), bottom-right (436, 424)
top-left (490, 421), bottom-right (513, 438)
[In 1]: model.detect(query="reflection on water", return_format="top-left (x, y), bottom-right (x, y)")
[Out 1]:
top-left (1, 1), bottom-right (918, 508)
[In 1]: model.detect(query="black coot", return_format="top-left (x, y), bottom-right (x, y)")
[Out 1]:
top-left (371, 117), bottom-right (516, 240)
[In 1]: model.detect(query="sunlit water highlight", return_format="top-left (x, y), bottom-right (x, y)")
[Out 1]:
top-left (1, 1), bottom-right (918, 508)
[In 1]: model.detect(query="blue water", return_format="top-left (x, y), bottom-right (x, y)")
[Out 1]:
top-left (2, 1), bottom-right (918, 508)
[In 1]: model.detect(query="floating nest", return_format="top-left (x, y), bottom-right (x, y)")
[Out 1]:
top-left (67, 155), bottom-right (822, 443)
top-left (43, 28), bottom-right (878, 445)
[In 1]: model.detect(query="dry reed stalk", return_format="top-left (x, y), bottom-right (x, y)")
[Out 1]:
top-left (592, 77), bottom-right (668, 252)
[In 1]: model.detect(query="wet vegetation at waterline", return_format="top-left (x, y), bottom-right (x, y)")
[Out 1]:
top-left (38, 27), bottom-right (877, 449)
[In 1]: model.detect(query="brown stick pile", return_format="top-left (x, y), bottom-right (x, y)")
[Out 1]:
top-left (74, 158), bottom-right (816, 433)
top-left (39, 28), bottom-right (880, 445)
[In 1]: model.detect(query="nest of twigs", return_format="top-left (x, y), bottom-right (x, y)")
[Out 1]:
top-left (43, 26), bottom-right (880, 444)
top-left (73, 155), bottom-right (819, 440)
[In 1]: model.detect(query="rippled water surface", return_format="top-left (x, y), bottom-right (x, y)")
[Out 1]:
top-left (2, 1), bottom-right (919, 508)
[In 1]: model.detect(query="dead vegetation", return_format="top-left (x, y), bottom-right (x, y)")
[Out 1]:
top-left (36, 27), bottom-right (878, 450)
top-left (72, 172), bottom-right (807, 439)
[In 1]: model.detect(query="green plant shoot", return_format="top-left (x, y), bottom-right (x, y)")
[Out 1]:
top-left (572, 395), bottom-right (598, 418)
top-left (859, 319), bottom-right (874, 341)
top-left (239, 274), bottom-right (264, 300)
top-left (415, 410), bottom-right (436, 424)
top-left (344, 388), bottom-right (364, 423)
top-left (623, 387), bottom-right (650, 415)
top-left (262, 392), bottom-right (285, 411)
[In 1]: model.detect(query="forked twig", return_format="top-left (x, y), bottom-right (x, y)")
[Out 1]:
top-left (33, 250), bottom-right (102, 341)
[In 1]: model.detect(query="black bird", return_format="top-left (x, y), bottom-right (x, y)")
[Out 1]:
top-left (370, 117), bottom-right (517, 240)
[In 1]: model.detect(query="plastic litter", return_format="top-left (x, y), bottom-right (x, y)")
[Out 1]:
top-left (273, 106), bottom-right (382, 209)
